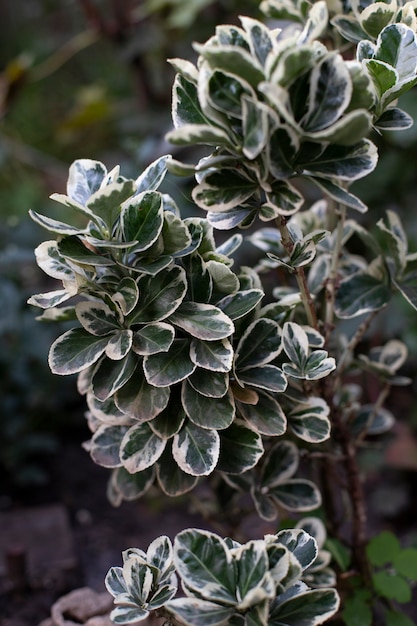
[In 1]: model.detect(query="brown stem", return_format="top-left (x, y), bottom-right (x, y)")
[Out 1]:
top-left (277, 216), bottom-right (319, 330)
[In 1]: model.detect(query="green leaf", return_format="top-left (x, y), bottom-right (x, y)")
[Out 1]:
top-left (342, 594), bottom-right (372, 626)
top-left (235, 318), bottom-right (282, 370)
top-left (157, 447), bottom-right (199, 496)
top-left (120, 191), bottom-right (163, 253)
top-left (169, 302), bottom-right (234, 341)
top-left (305, 109), bottom-right (373, 146)
top-left (217, 422), bottom-right (264, 474)
top-left (167, 598), bottom-right (235, 626)
top-left (192, 170), bottom-right (258, 212)
top-left (172, 421), bottom-right (220, 476)
top-left (238, 391), bottom-right (287, 436)
top-left (393, 548), bottom-right (417, 580)
top-left (89, 424), bottom-right (125, 468)
top-left (269, 588), bottom-right (339, 625)
top-left (289, 401), bottom-right (331, 443)
top-left (133, 322), bottom-right (175, 356)
top-left (182, 381), bottom-right (234, 429)
top-left (28, 289), bottom-right (75, 309)
top-left (143, 339), bottom-right (195, 387)
top-left (386, 609), bottom-right (416, 626)
top-left (373, 571), bottom-right (411, 603)
top-left (302, 53), bottom-right (351, 133)
top-left (115, 371), bottom-right (170, 422)
top-left (92, 352), bottom-right (138, 401)
top-left (173, 529), bottom-right (237, 604)
top-left (367, 532), bottom-right (401, 565)
top-left (49, 328), bottom-right (110, 375)
top-left (130, 266), bottom-right (187, 323)
top-left (324, 538), bottom-right (351, 572)
top-left (120, 422), bottom-right (166, 473)
top-left (190, 338), bottom-right (234, 372)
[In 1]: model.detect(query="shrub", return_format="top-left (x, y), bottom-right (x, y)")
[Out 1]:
top-left (29, 1), bottom-right (417, 624)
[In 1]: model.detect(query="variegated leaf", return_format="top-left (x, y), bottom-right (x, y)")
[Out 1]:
top-left (105, 330), bottom-right (133, 360)
top-left (111, 466), bottom-right (156, 501)
top-left (217, 422), bottom-right (264, 474)
top-left (190, 338), bottom-right (234, 372)
top-left (236, 364), bottom-right (287, 393)
top-left (149, 402), bottom-right (186, 439)
top-left (112, 277), bottom-right (139, 316)
top-left (130, 266), bottom-right (187, 324)
top-left (188, 369), bottom-right (229, 398)
top-left (29, 210), bottom-right (86, 236)
top-left (120, 423), bottom-right (166, 473)
top-left (238, 391), bottom-right (287, 436)
top-left (28, 289), bottom-right (74, 309)
top-left (261, 440), bottom-right (299, 487)
top-left (92, 351), bottom-right (137, 401)
top-left (135, 155), bottom-right (170, 194)
top-left (169, 302), bottom-right (234, 341)
top-left (192, 171), bottom-right (257, 212)
top-left (182, 381), bottom-right (235, 429)
top-left (282, 322), bottom-right (309, 369)
top-left (270, 479), bottom-right (322, 511)
top-left (120, 191), bottom-right (163, 253)
top-left (49, 328), bottom-right (110, 375)
top-left (234, 541), bottom-right (275, 610)
top-left (157, 447), bottom-right (199, 496)
top-left (132, 323), bottom-right (175, 356)
top-left (87, 179), bottom-right (136, 229)
top-left (76, 301), bottom-right (121, 336)
top-left (67, 158), bottom-right (107, 205)
top-left (143, 339), bottom-right (195, 387)
top-left (34, 241), bottom-right (77, 281)
top-left (235, 318), bottom-right (282, 370)
top-left (90, 424), bottom-right (126, 468)
top-left (269, 588), bottom-right (339, 625)
top-left (172, 422), bottom-right (220, 476)
top-left (166, 598), bottom-right (235, 626)
top-left (173, 529), bottom-right (237, 604)
top-left (275, 529), bottom-right (318, 570)
top-left (216, 289), bottom-right (264, 321)
top-left (114, 363), bottom-right (169, 418)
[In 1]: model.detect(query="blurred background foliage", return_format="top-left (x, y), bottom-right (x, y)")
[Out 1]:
top-left (1, 0), bottom-right (417, 501)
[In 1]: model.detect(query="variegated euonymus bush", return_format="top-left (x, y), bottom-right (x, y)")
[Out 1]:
top-left (29, 1), bottom-right (417, 624)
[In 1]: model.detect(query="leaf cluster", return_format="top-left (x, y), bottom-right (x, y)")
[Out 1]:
top-left (105, 527), bottom-right (340, 626)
